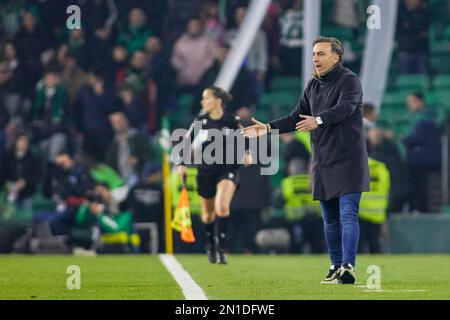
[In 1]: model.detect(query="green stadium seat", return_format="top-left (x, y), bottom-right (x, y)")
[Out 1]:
top-left (321, 25), bottom-right (354, 42)
top-left (426, 90), bottom-right (450, 107)
top-left (32, 192), bottom-right (55, 212)
top-left (271, 77), bottom-right (302, 92)
top-left (432, 74), bottom-right (450, 89)
top-left (178, 94), bottom-right (195, 110)
top-left (382, 90), bottom-right (412, 105)
top-left (395, 74), bottom-right (430, 91)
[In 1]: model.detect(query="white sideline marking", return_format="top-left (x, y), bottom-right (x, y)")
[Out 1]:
top-left (159, 254), bottom-right (208, 300)
top-left (357, 285), bottom-right (428, 293)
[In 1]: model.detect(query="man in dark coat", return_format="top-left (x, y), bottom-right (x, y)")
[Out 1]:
top-left (243, 37), bottom-right (369, 285)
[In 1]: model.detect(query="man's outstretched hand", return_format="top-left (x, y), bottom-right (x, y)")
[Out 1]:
top-left (296, 115), bottom-right (319, 132)
top-left (241, 117), bottom-right (269, 138)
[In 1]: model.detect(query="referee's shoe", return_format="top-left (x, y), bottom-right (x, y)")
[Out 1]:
top-left (207, 237), bottom-right (219, 263)
top-left (218, 249), bottom-right (228, 265)
top-left (338, 263), bottom-right (356, 284)
top-left (320, 265), bottom-right (341, 284)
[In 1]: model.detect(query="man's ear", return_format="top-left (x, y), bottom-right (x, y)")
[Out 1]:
top-left (334, 53), bottom-right (340, 63)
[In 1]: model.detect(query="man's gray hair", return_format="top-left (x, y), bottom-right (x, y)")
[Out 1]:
top-left (313, 36), bottom-right (344, 62)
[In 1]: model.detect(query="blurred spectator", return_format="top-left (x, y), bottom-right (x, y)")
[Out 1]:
top-left (32, 0), bottom-right (67, 44)
top-left (73, 68), bottom-right (117, 162)
top-left (403, 92), bottom-right (441, 212)
top-left (118, 8), bottom-right (152, 54)
top-left (44, 152), bottom-right (96, 210)
top-left (117, 84), bottom-right (146, 130)
top-left (362, 103), bottom-right (378, 135)
top-left (106, 112), bottom-right (153, 188)
top-left (194, 44), bottom-right (255, 114)
top-left (1, 133), bottom-right (40, 215)
top-left (117, 1), bottom-right (167, 37)
top-left (280, 132), bottom-right (310, 177)
top-left (66, 29), bottom-right (91, 71)
top-left (58, 50), bottom-right (88, 107)
top-left (332, 0), bottom-right (362, 29)
top-left (279, 0), bottom-right (303, 76)
top-left (123, 50), bottom-right (149, 95)
top-left (200, 1), bottom-right (227, 44)
top-left (225, 0), bottom-right (250, 29)
top-left (144, 36), bottom-right (176, 130)
top-left (171, 17), bottom-right (219, 92)
top-left (71, 0), bottom-right (117, 64)
top-left (32, 66), bottom-right (69, 164)
top-left (396, 0), bottom-right (430, 74)
top-left (13, 10), bottom-right (50, 99)
top-left (127, 162), bottom-right (164, 253)
top-left (227, 7), bottom-right (268, 102)
top-left (367, 126), bottom-right (410, 214)
top-left (0, 61), bottom-right (21, 130)
top-left (1, 41), bottom-right (19, 73)
top-left (0, 0), bottom-right (38, 40)
top-left (164, 0), bottom-right (203, 43)
top-left (229, 107), bottom-right (271, 253)
top-left (262, 2), bottom-right (281, 86)
top-left (358, 154), bottom-right (390, 254)
top-left (110, 44), bottom-right (128, 85)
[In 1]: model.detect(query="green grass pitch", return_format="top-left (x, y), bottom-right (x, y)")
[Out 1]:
top-left (0, 254), bottom-right (449, 300)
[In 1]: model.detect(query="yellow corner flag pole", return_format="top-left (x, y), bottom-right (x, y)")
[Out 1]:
top-left (160, 117), bottom-right (173, 254)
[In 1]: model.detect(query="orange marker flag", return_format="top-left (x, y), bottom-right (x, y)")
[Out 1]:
top-left (172, 178), bottom-right (196, 243)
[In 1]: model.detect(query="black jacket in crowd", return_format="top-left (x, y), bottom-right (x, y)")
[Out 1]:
top-left (2, 150), bottom-right (40, 200)
top-left (269, 63), bottom-right (370, 201)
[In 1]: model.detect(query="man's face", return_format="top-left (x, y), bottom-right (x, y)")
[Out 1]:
top-left (55, 154), bottom-right (73, 170)
top-left (367, 128), bottom-right (384, 147)
top-left (44, 72), bottom-right (60, 88)
top-left (145, 37), bottom-right (162, 55)
top-left (131, 51), bottom-right (147, 70)
top-left (235, 7), bottom-right (246, 27)
top-left (187, 19), bottom-right (202, 36)
top-left (312, 42), bottom-right (339, 76)
top-left (129, 8), bottom-right (146, 27)
top-left (16, 136), bottom-right (29, 154)
top-left (113, 46), bottom-right (127, 63)
top-left (23, 13), bottom-right (36, 31)
top-left (407, 95), bottom-right (424, 113)
top-left (110, 113), bottom-right (129, 133)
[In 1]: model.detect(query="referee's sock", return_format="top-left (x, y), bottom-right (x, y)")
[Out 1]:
top-left (205, 221), bottom-right (217, 248)
top-left (217, 216), bottom-right (228, 251)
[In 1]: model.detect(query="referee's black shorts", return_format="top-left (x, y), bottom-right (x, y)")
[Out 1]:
top-left (197, 167), bottom-right (240, 199)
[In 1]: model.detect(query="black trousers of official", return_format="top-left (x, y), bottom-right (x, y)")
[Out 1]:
top-left (358, 220), bottom-right (382, 254)
top-left (228, 209), bottom-right (261, 254)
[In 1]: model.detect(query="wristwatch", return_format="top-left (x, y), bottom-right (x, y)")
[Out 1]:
top-left (315, 116), bottom-right (323, 126)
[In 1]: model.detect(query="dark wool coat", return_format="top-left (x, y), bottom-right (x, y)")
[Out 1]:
top-left (269, 63), bottom-right (370, 201)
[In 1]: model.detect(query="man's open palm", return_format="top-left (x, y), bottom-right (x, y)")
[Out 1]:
top-left (241, 117), bottom-right (268, 138)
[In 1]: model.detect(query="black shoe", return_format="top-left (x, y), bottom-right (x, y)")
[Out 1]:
top-left (207, 237), bottom-right (219, 264)
top-left (218, 250), bottom-right (228, 265)
top-left (320, 265), bottom-right (341, 284)
top-left (339, 263), bottom-right (356, 284)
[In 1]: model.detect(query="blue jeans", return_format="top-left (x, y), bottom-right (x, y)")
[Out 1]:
top-left (319, 193), bottom-right (361, 267)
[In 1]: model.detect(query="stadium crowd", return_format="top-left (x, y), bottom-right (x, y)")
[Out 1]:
top-left (0, 0), bottom-right (449, 255)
